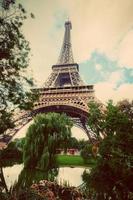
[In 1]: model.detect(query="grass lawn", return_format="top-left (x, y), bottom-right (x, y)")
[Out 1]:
top-left (56, 154), bottom-right (96, 167)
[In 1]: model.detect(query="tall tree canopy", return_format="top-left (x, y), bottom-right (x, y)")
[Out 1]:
top-left (83, 100), bottom-right (133, 200)
top-left (23, 113), bottom-right (73, 170)
top-left (0, 1), bottom-right (36, 135)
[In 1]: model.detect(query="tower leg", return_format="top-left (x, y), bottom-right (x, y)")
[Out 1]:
top-left (80, 119), bottom-right (94, 144)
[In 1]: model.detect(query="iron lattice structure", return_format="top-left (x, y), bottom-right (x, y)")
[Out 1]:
top-left (44, 21), bottom-right (84, 88)
top-left (1, 20), bottom-right (102, 145)
top-left (44, 64), bottom-right (84, 87)
top-left (57, 21), bottom-right (74, 64)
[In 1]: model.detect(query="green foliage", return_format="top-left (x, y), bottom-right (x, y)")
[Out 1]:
top-left (0, 111), bottom-right (14, 134)
top-left (15, 167), bottom-right (58, 190)
top-left (0, 141), bottom-right (22, 163)
top-left (14, 138), bottom-right (26, 151)
top-left (47, 135), bottom-right (89, 151)
top-left (0, 138), bottom-right (25, 166)
top-left (78, 139), bottom-right (89, 150)
top-left (84, 100), bottom-right (133, 199)
top-left (104, 100), bottom-right (128, 135)
top-left (88, 100), bottom-right (129, 140)
top-left (80, 144), bottom-right (93, 162)
top-left (63, 137), bottom-right (79, 149)
top-left (23, 113), bottom-right (73, 170)
top-left (88, 101), bottom-right (105, 140)
top-left (0, 2), bottom-right (37, 135)
top-left (38, 147), bottom-right (50, 170)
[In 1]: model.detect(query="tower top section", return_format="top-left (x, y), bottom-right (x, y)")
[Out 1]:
top-left (65, 20), bottom-right (72, 29)
top-left (57, 20), bottom-right (74, 65)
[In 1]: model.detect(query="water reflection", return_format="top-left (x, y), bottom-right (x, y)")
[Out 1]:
top-left (0, 167), bottom-right (8, 192)
top-left (1, 163), bottom-right (89, 192)
top-left (3, 164), bottom-right (23, 190)
top-left (1, 165), bottom-right (59, 199)
top-left (58, 167), bottom-right (88, 186)
top-left (16, 167), bottom-right (59, 189)
top-left (2, 164), bottom-right (58, 191)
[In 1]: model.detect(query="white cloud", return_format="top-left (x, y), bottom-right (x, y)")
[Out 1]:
top-left (95, 82), bottom-right (115, 103)
top-left (95, 82), bottom-right (133, 103)
top-left (57, 0), bottom-right (133, 64)
top-left (117, 31), bottom-right (133, 68)
top-left (131, 71), bottom-right (133, 77)
top-left (21, 0), bottom-right (133, 86)
top-left (95, 64), bottom-right (102, 71)
top-left (108, 70), bottom-right (124, 85)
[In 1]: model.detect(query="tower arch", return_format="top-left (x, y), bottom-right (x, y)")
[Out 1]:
top-left (1, 21), bottom-right (101, 144)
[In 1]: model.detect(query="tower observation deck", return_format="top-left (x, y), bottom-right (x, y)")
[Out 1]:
top-left (44, 20), bottom-right (84, 87)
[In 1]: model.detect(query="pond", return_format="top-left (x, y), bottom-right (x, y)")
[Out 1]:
top-left (1, 121), bottom-right (89, 191)
top-left (2, 164), bottom-right (90, 190)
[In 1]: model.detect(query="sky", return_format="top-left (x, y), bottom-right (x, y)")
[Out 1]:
top-left (20, 0), bottom-right (133, 103)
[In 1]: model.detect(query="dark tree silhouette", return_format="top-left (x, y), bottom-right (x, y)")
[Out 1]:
top-left (0, 1), bottom-right (37, 135)
top-left (83, 100), bottom-right (133, 199)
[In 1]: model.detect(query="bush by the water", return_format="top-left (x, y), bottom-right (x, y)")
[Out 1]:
top-left (83, 100), bottom-right (133, 199)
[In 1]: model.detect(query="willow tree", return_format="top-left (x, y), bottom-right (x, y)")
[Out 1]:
top-left (0, 1), bottom-right (36, 135)
top-left (23, 113), bottom-right (73, 170)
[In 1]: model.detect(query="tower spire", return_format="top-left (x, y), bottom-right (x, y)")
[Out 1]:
top-left (44, 20), bottom-right (84, 87)
top-left (57, 20), bottom-right (74, 64)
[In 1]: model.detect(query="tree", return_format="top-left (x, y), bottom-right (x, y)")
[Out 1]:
top-left (63, 137), bottom-right (79, 149)
top-left (80, 143), bottom-right (93, 162)
top-left (83, 100), bottom-right (133, 199)
top-left (88, 101), bottom-right (105, 141)
top-left (23, 113), bottom-right (73, 170)
top-left (78, 139), bottom-right (89, 150)
top-left (0, 1), bottom-right (37, 135)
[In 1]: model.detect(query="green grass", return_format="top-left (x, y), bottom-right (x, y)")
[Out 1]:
top-left (56, 155), bottom-right (96, 167)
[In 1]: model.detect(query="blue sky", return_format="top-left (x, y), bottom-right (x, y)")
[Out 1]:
top-left (80, 51), bottom-right (133, 86)
top-left (21, 0), bottom-right (133, 103)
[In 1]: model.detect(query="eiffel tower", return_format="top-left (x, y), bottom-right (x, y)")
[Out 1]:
top-left (44, 21), bottom-right (84, 88)
top-left (1, 20), bottom-right (99, 143)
